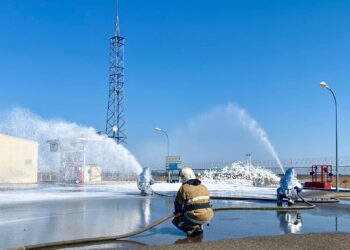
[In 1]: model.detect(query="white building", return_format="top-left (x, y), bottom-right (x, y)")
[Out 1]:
top-left (0, 134), bottom-right (38, 184)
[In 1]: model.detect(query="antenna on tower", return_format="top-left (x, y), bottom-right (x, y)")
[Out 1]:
top-left (115, 0), bottom-right (120, 36)
top-left (105, 0), bottom-right (127, 144)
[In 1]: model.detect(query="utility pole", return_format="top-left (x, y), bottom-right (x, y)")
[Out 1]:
top-left (246, 153), bottom-right (252, 166)
top-left (105, 0), bottom-right (127, 144)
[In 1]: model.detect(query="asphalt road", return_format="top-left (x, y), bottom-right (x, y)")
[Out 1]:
top-left (135, 233), bottom-right (350, 250)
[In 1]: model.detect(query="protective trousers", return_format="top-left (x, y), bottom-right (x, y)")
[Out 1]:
top-left (172, 215), bottom-right (201, 236)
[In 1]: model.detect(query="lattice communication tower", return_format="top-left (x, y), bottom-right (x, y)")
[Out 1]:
top-left (105, 0), bottom-right (127, 144)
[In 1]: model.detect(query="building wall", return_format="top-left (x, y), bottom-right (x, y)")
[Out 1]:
top-left (0, 134), bottom-right (38, 184)
top-left (83, 165), bottom-right (102, 183)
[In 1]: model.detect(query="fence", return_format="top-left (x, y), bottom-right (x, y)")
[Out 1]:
top-left (150, 158), bottom-right (350, 176)
top-left (263, 166), bottom-right (350, 176)
top-left (38, 170), bottom-right (137, 182)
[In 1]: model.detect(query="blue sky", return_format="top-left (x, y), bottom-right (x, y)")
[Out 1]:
top-left (0, 0), bottom-right (349, 166)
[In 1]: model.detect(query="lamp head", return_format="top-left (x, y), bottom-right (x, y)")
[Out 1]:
top-left (320, 82), bottom-right (329, 89)
top-left (112, 126), bottom-right (118, 132)
top-left (155, 127), bottom-right (162, 132)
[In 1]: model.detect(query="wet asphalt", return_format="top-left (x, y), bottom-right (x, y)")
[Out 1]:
top-left (1, 185), bottom-right (350, 249)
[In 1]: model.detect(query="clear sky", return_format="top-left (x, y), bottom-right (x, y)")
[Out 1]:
top-left (0, 0), bottom-right (349, 167)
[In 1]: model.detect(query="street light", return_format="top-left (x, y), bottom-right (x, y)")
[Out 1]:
top-left (320, 81), bottom-right (339, 192)
top-left (155, 127), bottom-right (171, 182)
top-left (154, 127), bottom-right (170, 157)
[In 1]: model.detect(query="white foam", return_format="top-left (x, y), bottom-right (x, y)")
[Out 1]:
top-left (0, 182), bottom-right (282, 205)
top-left (0, 183), bottom-right (139, 205)
top-left (152, 182), bottom-right (277, 198)
top-left (199, 161), bottom-right (280, 185)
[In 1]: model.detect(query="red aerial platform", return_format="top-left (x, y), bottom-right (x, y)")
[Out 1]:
top-left (304, 165), bottom-right (333, 189)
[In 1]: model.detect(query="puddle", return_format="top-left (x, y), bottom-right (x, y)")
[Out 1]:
top-left (1, 184), bottom-right (349, 249)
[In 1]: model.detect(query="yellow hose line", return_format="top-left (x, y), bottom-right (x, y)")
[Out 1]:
top-left (8, 213), bottom-right (175, 250)
top-left (210, 196), bottom-right (339, 203)
top-left (154, 190), bottom-right (339, 203)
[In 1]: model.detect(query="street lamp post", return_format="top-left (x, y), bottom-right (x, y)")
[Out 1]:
top-left (155, 127), bottom-right (170, 182)
top-left (155, 128), bottom-right (170, 156)
top-left (320, 81), bottom-right (339, 192)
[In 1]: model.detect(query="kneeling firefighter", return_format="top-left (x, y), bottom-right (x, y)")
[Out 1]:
top-left (172, 167), bottom-right (214, 237)
top-left (277, 168), bottom-right (303, 206)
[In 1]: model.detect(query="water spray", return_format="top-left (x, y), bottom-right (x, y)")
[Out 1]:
top-left (170, 103), bottom-right (285, 174)
top-left (229, 103), bottom-right (285, 174)
top-left (0, 109), bottom-right (143, 180)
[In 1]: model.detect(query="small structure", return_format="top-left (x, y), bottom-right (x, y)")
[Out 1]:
top-left (0, 134), bottom-right (38, 184)
top-left (47, 138), bottom-right (102, 184)
top-left (83, 165), bottom-right (102, 183)
top-left (304, 165), bottom-right (333, 189)
top-left (166, 156), bottom-right (182, 183)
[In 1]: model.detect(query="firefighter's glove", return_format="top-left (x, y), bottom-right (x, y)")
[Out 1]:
top-left (294, 186), bottom-right (302, 193)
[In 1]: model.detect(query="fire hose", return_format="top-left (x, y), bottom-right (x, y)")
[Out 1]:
top-left (9, 192), bottom-right (332, 250)
top-left (153, 190), bottom-right (339, 203)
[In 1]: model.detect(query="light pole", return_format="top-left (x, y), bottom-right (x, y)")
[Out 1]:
top-left (155, 127), bottom-right (170, 182)
top-left (245, 153), bottom-right (252, 167)
top-left (320, 81), bottom-right (339, 192)
top-left (155, 127), bottom-right (170, 157)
